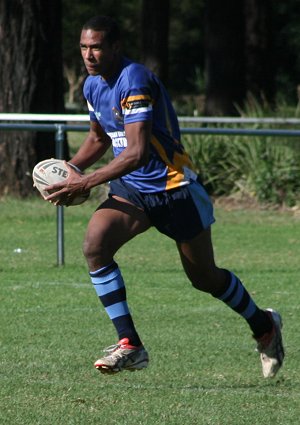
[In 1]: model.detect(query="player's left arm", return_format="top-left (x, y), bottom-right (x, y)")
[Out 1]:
top-left (79, 119), bottom-right (151, 189)
top-left (45, 119), bottom-right (151, 203)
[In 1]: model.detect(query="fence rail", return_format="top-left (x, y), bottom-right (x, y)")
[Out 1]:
top-left (1, 114), bottom-right (300, 266)
top-left (2, 122), bottom-right (300, 138)
top-left (2, 113), bottom-right (300, 124)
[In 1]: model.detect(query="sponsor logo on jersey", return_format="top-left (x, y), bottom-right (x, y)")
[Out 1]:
top-left (107, 131), bottom-right (128, 148)
top-left (95, 111), bottom-right (102, 121)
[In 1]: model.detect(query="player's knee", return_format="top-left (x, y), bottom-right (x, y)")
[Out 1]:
top-left (82, 238), bottom-right (102, 261)
top-left (82, 235), bottom-right (115, 270)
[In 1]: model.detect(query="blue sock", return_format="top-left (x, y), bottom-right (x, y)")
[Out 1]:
top-left (89, 261), bottom-right (142, 346)
top-left (215, 270), bottom-right (272, 337)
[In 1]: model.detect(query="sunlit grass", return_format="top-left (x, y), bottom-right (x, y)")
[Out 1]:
top-left (1, 197), bottom-right (300, 424)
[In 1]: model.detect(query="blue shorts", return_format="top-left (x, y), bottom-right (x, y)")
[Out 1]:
top-left (108, 178), bottom-right (215, 242)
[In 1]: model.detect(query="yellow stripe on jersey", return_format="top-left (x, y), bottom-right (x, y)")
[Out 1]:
top-left (121, 94), bottom-right (153, 110)
top-left (151, 136), bottom-right (194, 190)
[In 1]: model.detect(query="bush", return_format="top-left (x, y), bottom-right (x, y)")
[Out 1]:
top-left (183, 134), bottom-right (300, 206)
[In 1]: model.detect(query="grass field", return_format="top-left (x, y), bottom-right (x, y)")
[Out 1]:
top-left (1, 196), bottom-right (300, 424)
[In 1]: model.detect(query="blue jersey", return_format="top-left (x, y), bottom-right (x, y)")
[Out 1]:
top-left (83, 57), bottom-right (196, 193)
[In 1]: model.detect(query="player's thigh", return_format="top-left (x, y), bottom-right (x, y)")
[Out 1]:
top-left (84, 195), bottom-right (151, 257)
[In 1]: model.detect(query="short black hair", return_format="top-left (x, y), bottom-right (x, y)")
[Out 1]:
top-left (82, 16), bottom-right (120, 45)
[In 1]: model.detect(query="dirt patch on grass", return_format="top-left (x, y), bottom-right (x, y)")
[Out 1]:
top-left (213, 193), bottom-right (300, 216)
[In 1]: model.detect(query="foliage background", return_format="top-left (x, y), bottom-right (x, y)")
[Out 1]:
top-left (62, 0), bottom-right (300, 110)
top-left (61, 0), bottom-right (300, 208)
top-left (1, 0), bottom-right (300, 203)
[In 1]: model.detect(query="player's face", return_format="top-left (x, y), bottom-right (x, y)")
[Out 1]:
top-left (80, 29), bottom-right (120, 79)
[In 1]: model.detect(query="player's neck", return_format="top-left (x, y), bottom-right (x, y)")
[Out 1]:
top-left (101, 55), bottom-right (123, 81)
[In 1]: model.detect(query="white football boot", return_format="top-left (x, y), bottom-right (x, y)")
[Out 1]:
top-left (255, 309), bottom-right (284, 378)
top-left (94, 338), bottom-right (149, 374)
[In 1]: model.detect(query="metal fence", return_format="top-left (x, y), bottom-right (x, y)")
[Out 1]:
top-left (1, 113), bottom-right (300, 265)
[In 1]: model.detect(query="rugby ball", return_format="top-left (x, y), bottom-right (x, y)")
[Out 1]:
top-left (32, 159), bottom-right (90, 206)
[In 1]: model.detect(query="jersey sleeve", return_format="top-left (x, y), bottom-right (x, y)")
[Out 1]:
top-left (86, 100), bottom-right (98, 122)
top-left (83, 77), bottom-right (98, 122)
top-left (120, 64), bottom-right (158, 125)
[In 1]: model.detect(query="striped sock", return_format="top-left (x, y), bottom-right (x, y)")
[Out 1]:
top-left (215, 270), bottom-right (272, 337)
top-left (89, 261), bottom-right (142, 346)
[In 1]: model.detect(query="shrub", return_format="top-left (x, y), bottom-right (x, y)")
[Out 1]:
top-left (183, 134), bottom-right (300, 206)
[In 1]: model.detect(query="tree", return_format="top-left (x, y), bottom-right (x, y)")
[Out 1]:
top-left (244, 0), bottom-right (275, 107)
top-left (140, 0), bottom-right (170, 86)
top-left (62, 0), bottom-right (141, 110)
top-left (272, 2), bottom-right (300, 103)
top-left (203, 0), bottom-right (246, 115)
top-left (0, 0), bottom-right (67, 197)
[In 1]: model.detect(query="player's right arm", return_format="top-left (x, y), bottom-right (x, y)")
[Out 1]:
top-left (69, 120), bottom-right (112, 171)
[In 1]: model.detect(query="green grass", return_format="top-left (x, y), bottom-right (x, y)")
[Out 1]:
top-left (1, 197), bottom-right (300, 424)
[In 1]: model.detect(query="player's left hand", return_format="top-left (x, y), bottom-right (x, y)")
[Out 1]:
top-left (45, 161), bottom-right (88, 206)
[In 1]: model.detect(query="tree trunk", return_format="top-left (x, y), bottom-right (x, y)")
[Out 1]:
top-left (244, 0), bottom-right (275, 107)
top-left (64, 64), bottom-right (85, 106)
top-left (140, 0), bottom-right (170, 86)
top-left (204, 0), bottom-right (246, 116)
top-left (0, 0), bottom-right (68, 197)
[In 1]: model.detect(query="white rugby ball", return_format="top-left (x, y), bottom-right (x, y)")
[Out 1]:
top-left (32, 158), bottom-right (90, 206)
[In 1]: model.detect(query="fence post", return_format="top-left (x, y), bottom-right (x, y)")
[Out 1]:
top-left (55, 124), bottom-right (65, 266)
